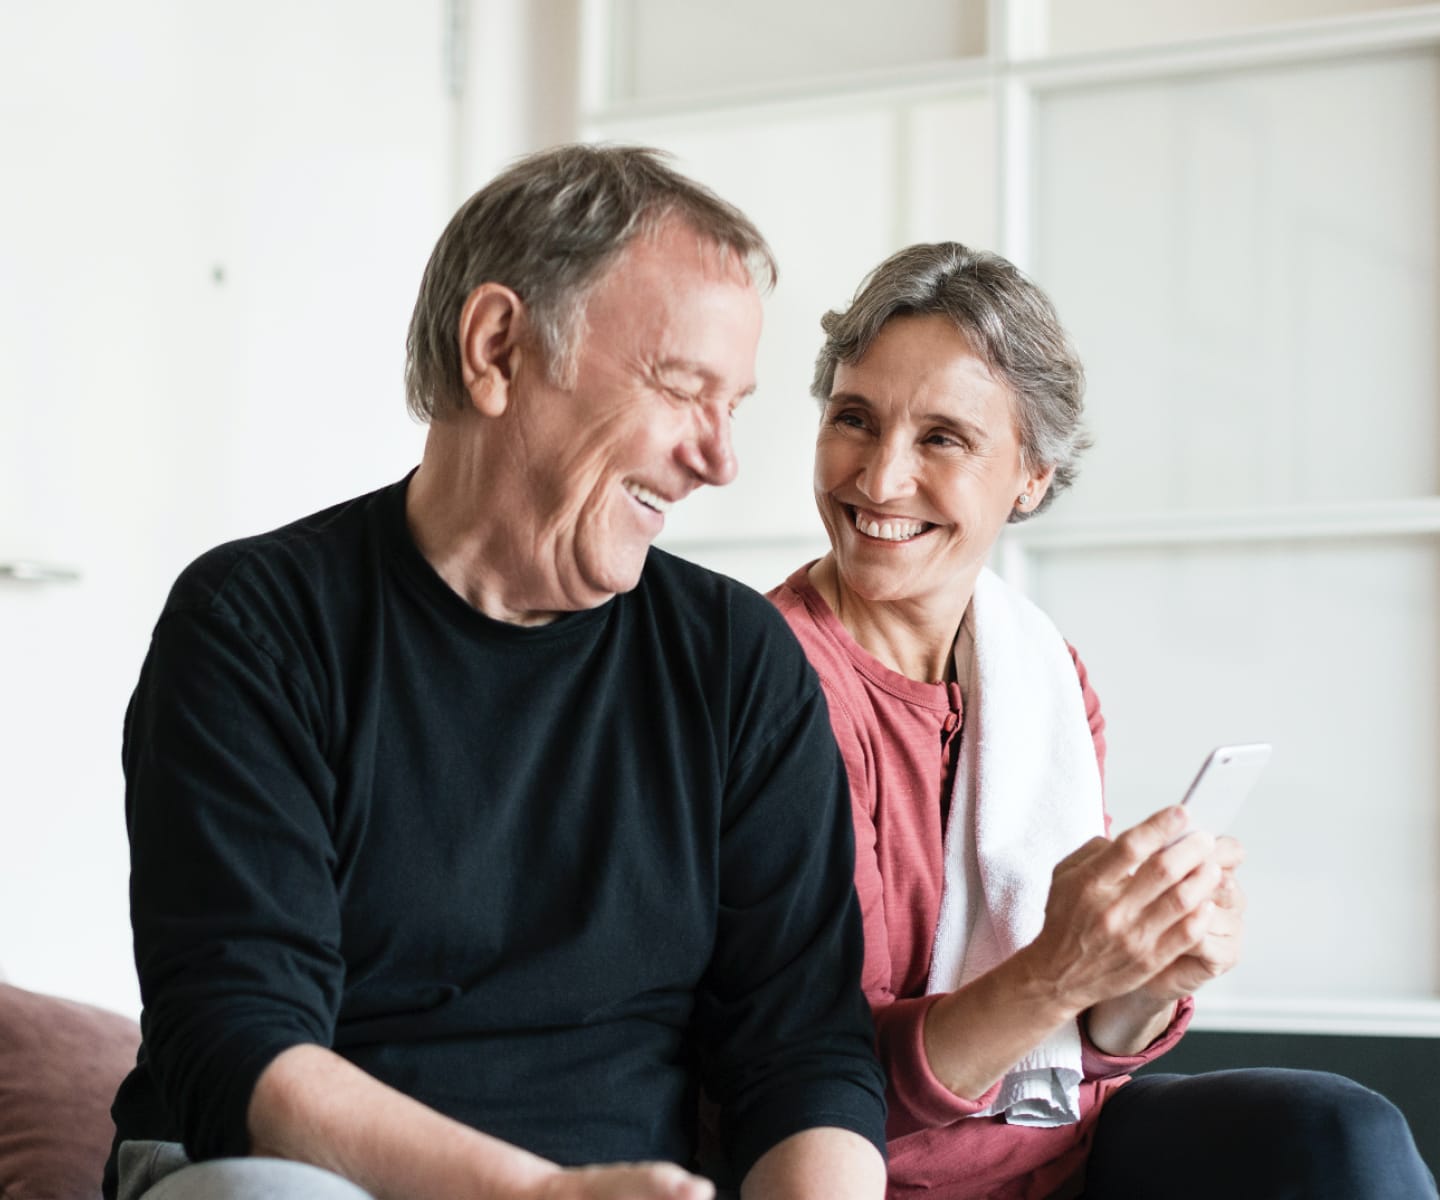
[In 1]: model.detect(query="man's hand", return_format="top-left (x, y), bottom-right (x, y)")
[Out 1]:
top-left (533, 1162), bottom-right (713, 1200)
top-left (249, 1045), bottom-right (714, 1200)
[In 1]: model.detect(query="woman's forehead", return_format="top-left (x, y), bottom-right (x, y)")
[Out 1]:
top-left (835, 317), bottom-right (1015, 416)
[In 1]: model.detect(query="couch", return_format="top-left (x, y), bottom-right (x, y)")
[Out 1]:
top-left (0, 980), bottom-right (141, 1200)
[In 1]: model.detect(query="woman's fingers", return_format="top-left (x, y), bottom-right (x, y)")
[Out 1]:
top-left (1146, 859), bottom-right (1222, 934)
top-left (1214, 834), bottom-right (1246, 870)
top-left (1099, 806), bottom-right (1190, 881)
top-left (1114, 815), bottom-right (1247, 915)
top-left (1127, 831), bottom-right (1218, 909)
top-left (1133, 859), bottom-right (1248, 1000)
top-left (1212, 869), bottom-right (1247, 913)
top-left (1036, 810), bottom-right (1248, 1011)
top-left (1052, 833), bottom-right (1118, 877)
top-left (1174, 910), bottom-right (1245, 984)
top-left (1142, 945), bottom-right (1226, 999)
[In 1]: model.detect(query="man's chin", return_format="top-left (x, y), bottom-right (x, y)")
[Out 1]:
top-left (577, 550), bottom-right (650, 605)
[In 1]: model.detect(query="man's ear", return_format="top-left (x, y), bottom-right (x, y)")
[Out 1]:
top-left (458, 283), bottom-right (527, 418)
top-left (1021, 463), bottom-right (1057, 512)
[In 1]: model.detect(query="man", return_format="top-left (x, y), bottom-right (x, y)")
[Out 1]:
top-left (104, 144), bottom-right (888, 1200)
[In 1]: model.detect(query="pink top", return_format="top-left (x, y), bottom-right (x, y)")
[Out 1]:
top-left (769, 565), bottom-right (1191, 1200)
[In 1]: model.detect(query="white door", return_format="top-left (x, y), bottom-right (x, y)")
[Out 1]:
top-left (0, 0), bottom-right (447, 1014)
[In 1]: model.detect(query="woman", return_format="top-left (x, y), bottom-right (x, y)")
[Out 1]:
top-left (769, 243), bottom-right (1435, 1199)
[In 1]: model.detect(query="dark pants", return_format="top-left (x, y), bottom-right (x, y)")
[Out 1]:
top-left (1083, 1069), bottom-right (1437, 1199)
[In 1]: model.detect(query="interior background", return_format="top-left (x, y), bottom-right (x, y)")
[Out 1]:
top-left (3, 0), bottom-right (1436, 1161)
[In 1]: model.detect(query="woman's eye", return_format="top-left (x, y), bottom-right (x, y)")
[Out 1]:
top-left (834, 411), bottom-right (866, 429)
top-left (925, 432), bottom-right (963, 448)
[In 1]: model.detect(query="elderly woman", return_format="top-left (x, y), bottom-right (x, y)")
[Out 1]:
top-left (768, 243), bottom-right (1435, 1199)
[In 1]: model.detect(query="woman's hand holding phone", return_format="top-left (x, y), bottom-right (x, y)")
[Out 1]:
top-left (1174, 743), bottom-right (1271, 841)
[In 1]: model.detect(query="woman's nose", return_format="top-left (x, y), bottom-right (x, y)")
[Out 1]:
top-left (857, 440), bottom-right (916, 502)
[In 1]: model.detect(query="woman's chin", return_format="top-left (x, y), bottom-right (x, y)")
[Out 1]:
top-left (833, 558), bottom-right (929, 609)
top-left (832, 542), bottom-right (987, 618)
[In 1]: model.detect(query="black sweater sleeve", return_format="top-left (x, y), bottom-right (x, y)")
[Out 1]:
top-left (124, 603), bottom-right (343, 1161)
top-left (695, 597), bottom-right (888, 1178)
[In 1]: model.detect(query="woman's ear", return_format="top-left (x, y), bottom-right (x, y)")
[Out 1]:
top-left (1017, 464), bottom-right (1057, 514)
top-left (458, 283), bottom-right (527, 418)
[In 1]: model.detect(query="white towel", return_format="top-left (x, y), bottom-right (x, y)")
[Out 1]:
top-left (926, 567), bottom-right (1105, 1126)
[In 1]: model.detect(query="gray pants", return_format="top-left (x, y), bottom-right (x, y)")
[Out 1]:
top-left (117, 1141), bottom-right (376, 1200)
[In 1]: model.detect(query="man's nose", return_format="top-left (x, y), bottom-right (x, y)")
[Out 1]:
top-left (679, 400), bottom-right (738, 487)
top-left (857, 439), bottom-right (915, 501)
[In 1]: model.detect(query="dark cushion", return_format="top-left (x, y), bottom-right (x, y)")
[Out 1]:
top-left (0, 983), bottom-right (140, 1200)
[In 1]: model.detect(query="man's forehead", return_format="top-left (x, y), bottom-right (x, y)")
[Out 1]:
top-left (603, 217), bottom-right (758, 288)
top-left (582, 226), bottom-right (763, 333)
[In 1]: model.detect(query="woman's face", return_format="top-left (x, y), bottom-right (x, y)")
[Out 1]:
top-left (814, 313), bottom-right (1051, 613)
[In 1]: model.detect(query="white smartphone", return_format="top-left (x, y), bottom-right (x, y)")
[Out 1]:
top-left (1178, 743), bottom-right (1271, 838)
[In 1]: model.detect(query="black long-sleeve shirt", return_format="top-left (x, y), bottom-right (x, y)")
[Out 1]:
top-left (105, 476), bottom-right (885, 1196)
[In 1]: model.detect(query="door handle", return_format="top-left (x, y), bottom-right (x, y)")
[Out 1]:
top-left (0, 561), bottom-right (82, 584)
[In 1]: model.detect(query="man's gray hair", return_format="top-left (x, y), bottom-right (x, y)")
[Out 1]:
top-left (812, 242), bottom-right (1090, 520)
top-left (405, 143), bottom-right (777, 422)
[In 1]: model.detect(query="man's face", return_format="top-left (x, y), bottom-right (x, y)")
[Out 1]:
top-left (509, 219), bottom-right (763, 610)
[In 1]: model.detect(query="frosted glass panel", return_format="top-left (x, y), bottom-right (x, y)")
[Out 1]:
top-left (1045, 0), bottom-right (1433, 56)
top-left (598, 110), bottom-right (902, 544)
top-left (905, 96), bottom-right (998, 250)
top-left (1027, 538), bottom-right (1440, 1001)
top-left (611, 0), bottom-right (985, 101)
top-left (1034, 52), bottom-right (1440, 515)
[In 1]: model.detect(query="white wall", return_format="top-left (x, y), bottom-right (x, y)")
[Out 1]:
top-left (0, 0), bottom-right (486, 1014)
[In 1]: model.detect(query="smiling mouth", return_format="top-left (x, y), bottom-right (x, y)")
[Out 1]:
top-left (847, 505), bottom-right (933, 543)
top-left (625, 481), bottom-right (674, 515)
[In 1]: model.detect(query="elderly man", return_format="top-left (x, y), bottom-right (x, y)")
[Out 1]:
top-left (104, 145), bottom-right (887, 1200)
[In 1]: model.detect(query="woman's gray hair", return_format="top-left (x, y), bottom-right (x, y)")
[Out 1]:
top-left (813, 242), bottom-right (1090, 520)
top-left (404, 143), bottom-right (777, 423)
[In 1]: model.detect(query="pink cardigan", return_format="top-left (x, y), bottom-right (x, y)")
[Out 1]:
top-left (769, 566), bottom-right (1191, 1200)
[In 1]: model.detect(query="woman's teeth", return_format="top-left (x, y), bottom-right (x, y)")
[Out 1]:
top-left (854, 511), bottom-right (926, 541)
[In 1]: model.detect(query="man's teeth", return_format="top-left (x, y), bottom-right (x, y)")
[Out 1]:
top-left (626, 483), bottom-right (672, 514)
top-left (855, 511), bottom-right (926, 541)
